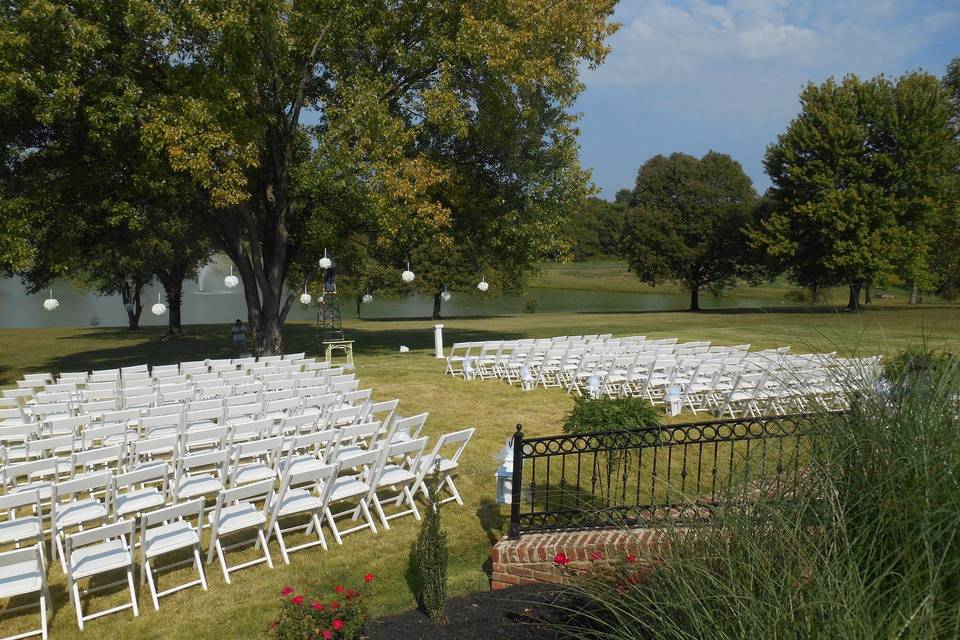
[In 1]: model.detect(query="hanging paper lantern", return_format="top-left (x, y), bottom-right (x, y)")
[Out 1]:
top-left (89, 316), bottom-right (101, 327)
top-left (477, 278), bottom-right (489, 292)
top-left (441, 290), bottom-right (451, 302)
top-left (123, 302), bottom-right (134, 313)
top-left (362, 291), bottom-right (373, 304)
top-left (224, 265), bottom-right (239, 289)
top-left (401, 262), bottom-right (415, 284)
top-left (318, 249), bottom-right (332, 270)
top-left (43, 289), bottom-right (59, 311)
top-left (151, 292), bottom-right (166, 316)
top-left (299, 285), bottom-right (312, 305)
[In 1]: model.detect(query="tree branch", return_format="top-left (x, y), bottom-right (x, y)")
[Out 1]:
top-left (290, 7), bottom-right (342, 131)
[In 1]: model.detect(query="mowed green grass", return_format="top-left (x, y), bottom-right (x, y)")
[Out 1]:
top-left (0, 305), bottom-right (958, 639)
top-left (533, 260), bottom-right (957, 306)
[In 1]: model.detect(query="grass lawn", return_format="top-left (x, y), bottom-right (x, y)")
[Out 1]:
top-left (533, 260), bottom-right (958, 306)
top-left (1, 305), bottom-right (958, 638)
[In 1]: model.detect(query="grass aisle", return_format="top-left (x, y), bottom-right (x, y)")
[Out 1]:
top-left (0, 307), bottom-right (957, 638)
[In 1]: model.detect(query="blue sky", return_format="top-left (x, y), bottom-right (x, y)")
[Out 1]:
top-left (576, 0), bottom-right (960, 198)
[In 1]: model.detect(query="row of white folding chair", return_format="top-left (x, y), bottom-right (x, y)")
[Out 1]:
top-left (1, 425), bottom-right (473, 631)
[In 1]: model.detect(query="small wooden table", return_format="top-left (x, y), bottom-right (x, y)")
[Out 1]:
top-left (322, 339), bottom-right (355, 367)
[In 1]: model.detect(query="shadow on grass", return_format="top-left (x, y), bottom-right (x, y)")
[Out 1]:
top-left (37, 323), bottom-right (529, 374)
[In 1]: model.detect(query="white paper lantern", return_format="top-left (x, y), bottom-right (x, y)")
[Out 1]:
top-left (299, 285), bottom-right (312, 305)
top-left (43, 289), bottom-right (59, 311)
top-left (319, 249), bottom-right (332, 270)
top-left (123, 302), bottom-right (134, 313)
top-left (224, 265), bottom-right (239, 289)
top-left (151, 292), bottom-right (166, 316)
top-left (89, 316), bottom-right (101, 327)
top-left (399, 345), bottom-right (410, 353)
top-left (362, 292), bottom-right (373, 304)
top-left (441, 290), bottom-right (451, 302)
top-left (477, 278), bottom-right (489, 292)
top-left (401, 262), bottom-right (415, 284)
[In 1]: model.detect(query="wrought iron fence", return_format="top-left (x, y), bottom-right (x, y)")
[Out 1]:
top-left (508, 414), bottom-right (826, 537)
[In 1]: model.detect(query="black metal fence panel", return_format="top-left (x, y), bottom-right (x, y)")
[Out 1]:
top-left (508, 414), bottom-right (824, 537)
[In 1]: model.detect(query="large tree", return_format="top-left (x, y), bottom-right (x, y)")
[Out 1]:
top-left (753, 73), bottom-right (957, 309)
top-left (138, 0), bottom-right (615, 354)
top-left (620, 152), bottom-right (759, 311)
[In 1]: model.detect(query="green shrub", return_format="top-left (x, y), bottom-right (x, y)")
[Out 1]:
top-left (416, 463), bottom-right (448, 622)
top-left (269, 572), bottom-right (375, 640)
top-left (523, 296), bottom-right (538, 314)
top-left (562, 396), bottom-right (660, 436)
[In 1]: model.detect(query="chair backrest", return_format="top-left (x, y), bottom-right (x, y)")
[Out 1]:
top-left (263, 397), bottom-right (299, 416)
top-left (212, 479), bottom-right (274, 524)
top-left (224, 402), bottom-right (261, 421)
top-left (2, 458), bottom-right (60, 490)
top-left (26, 433), bottom-right (74, 460)
top-left (142, 413), bottom-right (182, 438)
top-left (366, 399), bottom-right (399, 428)
top-left (176, 449), bottom-right (230, 480)
top-left (0, 545), bottom-right (44, 579)
top-left (229, 418), bottom-right (274, 444)
top-left (333, 421), bottom-right (380, 456)
top-left (66, 520), bottom-right (134, 568)
top-left (185, 408), bottom-right (221, 428)
top-left (113, 463), bottom-right (169, 503)
top-left (46, 414), bottom-right (89, 436)
top-left (286, 430), bottom-right (339, 464)
top-left (141, 498), bottom-right (203, 534)
top-left (270, 460), bottom-right (338, 527)
top-left (188, 398), bottom-right (224, 412)
top-left (426, 427), bottom-right (475, 468)
top-left (327, 405), bottom-right (361, 428)
top-left (0, 489), bottom-right (42, 533)
top-left (0, 422), bottom-right (40, 445)
top-left (52, 472), bottom-right (112, 515)
top-left (129, 435), bottom-right (178, 467)
top-left (394, 413), bottom-right (428, 441)
top-left (279, 414), bottom-right (316, 436)
top-left (71, 444), bottom-right (125, 477)
top-left (181, 425), bottom-right (230, 452)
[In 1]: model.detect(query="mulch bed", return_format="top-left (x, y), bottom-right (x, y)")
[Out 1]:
top-left (364, 584), bottom-right (583, 640)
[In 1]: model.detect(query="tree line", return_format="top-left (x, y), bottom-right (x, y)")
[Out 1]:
top-left (572, 63), bottom-right (960, 311)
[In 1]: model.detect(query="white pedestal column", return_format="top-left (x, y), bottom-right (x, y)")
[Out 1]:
top-left (434, 324), bottom-right (445, 359)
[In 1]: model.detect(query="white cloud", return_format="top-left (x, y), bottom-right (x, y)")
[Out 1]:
top-left (586, 0), bottom-right (960, 121)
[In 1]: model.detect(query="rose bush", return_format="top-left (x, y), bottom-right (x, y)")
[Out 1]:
top-left (269, 573), bottom-right (373, 640)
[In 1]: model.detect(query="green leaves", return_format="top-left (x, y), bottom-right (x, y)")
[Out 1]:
top-left (620, 152), bottom-right (759, 309)
top-left (754, 72), bottom-right (958, 299)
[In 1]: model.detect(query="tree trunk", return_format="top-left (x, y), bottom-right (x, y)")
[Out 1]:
top-left (120, 280), bottom-right (144, 330)
top-left (356, 295), bottom-right (362, 318)
top-left (158, 264), bottom-right (187, 337)
top-left (910, 283), bottom-right (921, 305)
top-left (847, 284), bottom-right (862, 311)
top-left (864, 285), bottom-right (872, 304)
top-left (689, 286), bottom-right (700, 312)
top-left (432, 292), bottom-right (442, 320)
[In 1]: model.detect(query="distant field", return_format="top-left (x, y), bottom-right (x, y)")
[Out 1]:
top-left (533, 260), bottom-right (954, 307)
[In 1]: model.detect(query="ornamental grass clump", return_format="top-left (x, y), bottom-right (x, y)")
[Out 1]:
top-left (416, 462), bottom-right (449, 623)
top-left (269, 573), bottom-right (375, 640)
top-left (550, 350), bottom-right (960, 640)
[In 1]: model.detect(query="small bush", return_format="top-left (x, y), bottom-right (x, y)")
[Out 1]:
top-left (523, 296), bottom-right (538, 314)
top-left (416, 464), bottom-right (448, 622)
top-left (562, 396), bottom-right (660, 436)
top-left (269, 573), bottom-right (375, 640)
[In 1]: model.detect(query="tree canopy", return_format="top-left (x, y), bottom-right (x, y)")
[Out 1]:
top-left (753, 72), bottom-right (957, 308)
top-left (1, 0), bottom-right (617, 351)
top-left (620, 151), bottom-right (759, 311)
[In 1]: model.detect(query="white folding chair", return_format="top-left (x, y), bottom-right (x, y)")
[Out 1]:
top-left (267, 461), bottom-right (339, 563)
top-left (50, 473), bottom-right (112, 571)
top-left (128, 435), bottom-right (178, 471)
top-left (0, 545), bottom-right (50, 640)
top-left (112, 464), bottom-right (169, 520)
top-left (0, 490), bottom-right (45, 568)
top-left (325, 449), bottom-right (381, 544)
top-left (173, 449), bottom-right (229, 505)
top-left (139, 499), bottom-right (208, 610)
top-left (229, 436), bottom-right (283, 487)
top-left (389, 413), bottom-right (428, 444)
top-left (369, 437), bottom-right (428, 529)
top-left (64, 520), bottom-right (139, 630)
top-left (206, 480), bottom-right (274, 583)
top-left (413, 428), bottom-right (475, 506)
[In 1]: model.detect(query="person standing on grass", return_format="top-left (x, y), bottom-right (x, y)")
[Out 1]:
top-left (231, 319), bottom-right (247, 356)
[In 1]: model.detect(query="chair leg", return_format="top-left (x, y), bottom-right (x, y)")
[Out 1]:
top-left (258, 529), bottom-right (274, 569)
top-left (194, 547), bottom-right (208, 591)
top-left (274, 522), bottom-right (290, 564)
top-left (325, 507), bottom-right (343, 545)
top-left (312, 513), bottom-right (327, 551)
top-left (126, 568), bottom-right (140, 618)
top-left (372, 495), bottom-right (390, 529)
top-left (216, 539), bottom-right (231, 584)
top-left (39, 589), bottom-right (48, 640)
top-left (359, 499), bottom-right (377, 533)
top-left (71, 579), bottom-right (85, 631)
top-left (405, 486), bottom-right (422, 521)
top-left (145, 559), bottom-right (160, 610)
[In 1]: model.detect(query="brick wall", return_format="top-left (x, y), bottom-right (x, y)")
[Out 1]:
top-left (490, 528), bottom-right (673, 590)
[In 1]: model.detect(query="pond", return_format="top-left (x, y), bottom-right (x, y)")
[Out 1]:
top-left (0, 262), bottom-right (787, 329)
